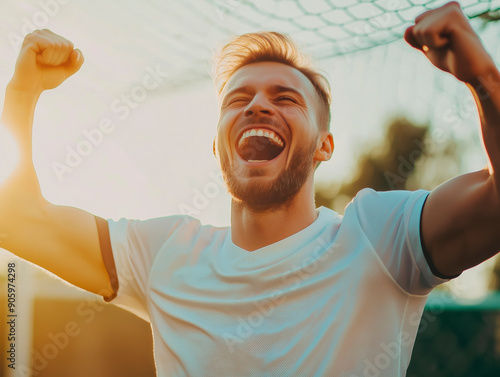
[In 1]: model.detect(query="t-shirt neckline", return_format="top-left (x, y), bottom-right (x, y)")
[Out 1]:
top-left (222, 207), bottom-right (337, 266)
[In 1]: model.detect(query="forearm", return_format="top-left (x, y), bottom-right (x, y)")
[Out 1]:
top-left (0, 84), bottom-right (45, 210)
top-left (1, 83), bottom-right (40, 155)
top-left (468, 66), bottom-right (500, 189)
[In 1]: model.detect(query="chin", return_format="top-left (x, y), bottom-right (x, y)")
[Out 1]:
top-left (220, 148), bottom-right (315, 213)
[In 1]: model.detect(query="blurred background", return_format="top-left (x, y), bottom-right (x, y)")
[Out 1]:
top-left (1, 0), bottom-right (500, 375)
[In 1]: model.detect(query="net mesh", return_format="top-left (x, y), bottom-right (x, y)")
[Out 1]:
top-left (213, 0), bottom-right (500, 58)
top-left (144, 0), bottom-right (500, 86)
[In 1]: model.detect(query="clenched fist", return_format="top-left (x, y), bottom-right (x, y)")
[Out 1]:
top-left (9, 29), bottom-right (84, 95)
top-left (404, 1), bottom-right (496, 84)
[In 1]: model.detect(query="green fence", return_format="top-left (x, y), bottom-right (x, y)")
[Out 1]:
top-left (407, 291), bottom-right (500, 376)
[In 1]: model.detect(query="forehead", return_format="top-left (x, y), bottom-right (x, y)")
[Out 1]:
top-left (222, 61), bottom-right (317, 100)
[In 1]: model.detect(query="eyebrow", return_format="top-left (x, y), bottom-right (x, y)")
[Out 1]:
top-left (269, 84), bottom-right (305, 101)
top-left (223, 85), bottom-right (254, 101)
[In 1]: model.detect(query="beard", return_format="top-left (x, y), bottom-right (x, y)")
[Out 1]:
top-left (218, 139), bottom-right (317, 213)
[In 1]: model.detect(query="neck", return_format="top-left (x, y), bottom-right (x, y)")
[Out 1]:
top-left (230, 181), bottom-right (318, 251)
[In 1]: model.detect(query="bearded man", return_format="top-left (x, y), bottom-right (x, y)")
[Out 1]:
top-left (1, 2), bottom-right (500, 376)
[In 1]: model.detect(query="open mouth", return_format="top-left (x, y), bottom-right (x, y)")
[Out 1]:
top-left (236, 128), bottom-right (285, 163)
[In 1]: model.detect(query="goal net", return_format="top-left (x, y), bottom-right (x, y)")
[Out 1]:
top-left (143, 0), bottom-right (500, 85)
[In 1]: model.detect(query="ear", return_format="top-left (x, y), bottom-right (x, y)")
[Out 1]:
top-left (213, 137), bottom-right (220, 161)
top-left (313, 132), bottom-right (334, 162)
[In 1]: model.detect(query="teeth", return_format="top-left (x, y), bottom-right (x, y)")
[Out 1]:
top-left (248, 160), bottom-right (268, 163)
top-left (238, 128), bottom-right (284, 148)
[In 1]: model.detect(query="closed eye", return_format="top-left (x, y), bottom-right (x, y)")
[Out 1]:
top-left (228, 98), bottom-right (250, 105)
top-left (275, 96), bottom-right (297, 103)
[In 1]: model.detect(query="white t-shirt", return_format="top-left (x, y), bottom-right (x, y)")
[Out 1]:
top-left (107, 188), bottom-right (450, 377)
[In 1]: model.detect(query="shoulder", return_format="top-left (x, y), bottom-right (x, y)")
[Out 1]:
top-left (351, 187), bottom-right (428, 203)
top-left (346, 188), bottom-right (430, 218)
top-left (108, 214), bottom-right (228, 247)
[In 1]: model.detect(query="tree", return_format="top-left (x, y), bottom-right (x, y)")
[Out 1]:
top-left (315, 116), bottom-right (429, 212)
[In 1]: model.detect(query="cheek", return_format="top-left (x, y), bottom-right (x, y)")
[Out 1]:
top-left (218, 108), bottom-right (239, 130)
top-left (280, 106), bottom-right (302, 121)
top-left (279, 107), bottom-right (313, 127)
top-left (214, 129), bottom-right (227, 158)
top-left (215, 112), bottom-right (237, 159)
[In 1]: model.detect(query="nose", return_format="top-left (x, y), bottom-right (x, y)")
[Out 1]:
top-left (244, 94), bottom-right (273, 117)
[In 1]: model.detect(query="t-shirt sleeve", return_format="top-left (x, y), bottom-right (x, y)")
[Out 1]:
top-left (345, 188), bottom-right (454, 295)
top-left (106, 215), bottom-right (195, 321)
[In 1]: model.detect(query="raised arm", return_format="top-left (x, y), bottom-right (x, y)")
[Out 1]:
top-left (0, 30), bottom-right (114, 298)
top-left (404, 2), bottom-right (500, 277)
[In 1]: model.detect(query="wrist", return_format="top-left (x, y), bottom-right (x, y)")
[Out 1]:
top-left (5, 82), bottom-right (41, 104)
top-left (468, 65), bottom-right (500, 98)
top-left (1, 82), bottom-right (41, 135)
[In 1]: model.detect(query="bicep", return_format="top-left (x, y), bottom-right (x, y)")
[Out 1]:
top-left (2, 201), bottom-right (113, 297)
top-left (422, 168), bottom-right (500, 277)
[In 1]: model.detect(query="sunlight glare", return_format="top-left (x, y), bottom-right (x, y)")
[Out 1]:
top-left (0, 123), bottom-right (19, 186)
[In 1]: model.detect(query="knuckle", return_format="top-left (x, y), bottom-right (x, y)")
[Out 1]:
top-left (445, 2), bottom-right (462, 15)
top-left (26, 30), bottom-right (40, 39)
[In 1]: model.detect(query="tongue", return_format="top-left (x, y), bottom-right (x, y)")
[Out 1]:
top-left (238, 136), bottom-right (283, 162)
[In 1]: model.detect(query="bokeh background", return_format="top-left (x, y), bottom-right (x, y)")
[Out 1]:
top-left (1, 0), bottom-right (500, 375)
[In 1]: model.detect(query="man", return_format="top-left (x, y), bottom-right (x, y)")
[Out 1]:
top-left (1, 2), bottom-right (499, 376)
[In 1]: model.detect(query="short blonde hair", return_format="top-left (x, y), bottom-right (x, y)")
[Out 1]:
top-left (213, 32), bottom-right (331, 131)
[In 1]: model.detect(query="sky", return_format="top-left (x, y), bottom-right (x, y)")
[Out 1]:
top-left (0, 0), bottom-right (499, 298)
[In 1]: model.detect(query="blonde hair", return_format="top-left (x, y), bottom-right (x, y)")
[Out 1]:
top-left (213, 32), bottom-right (331, 131)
